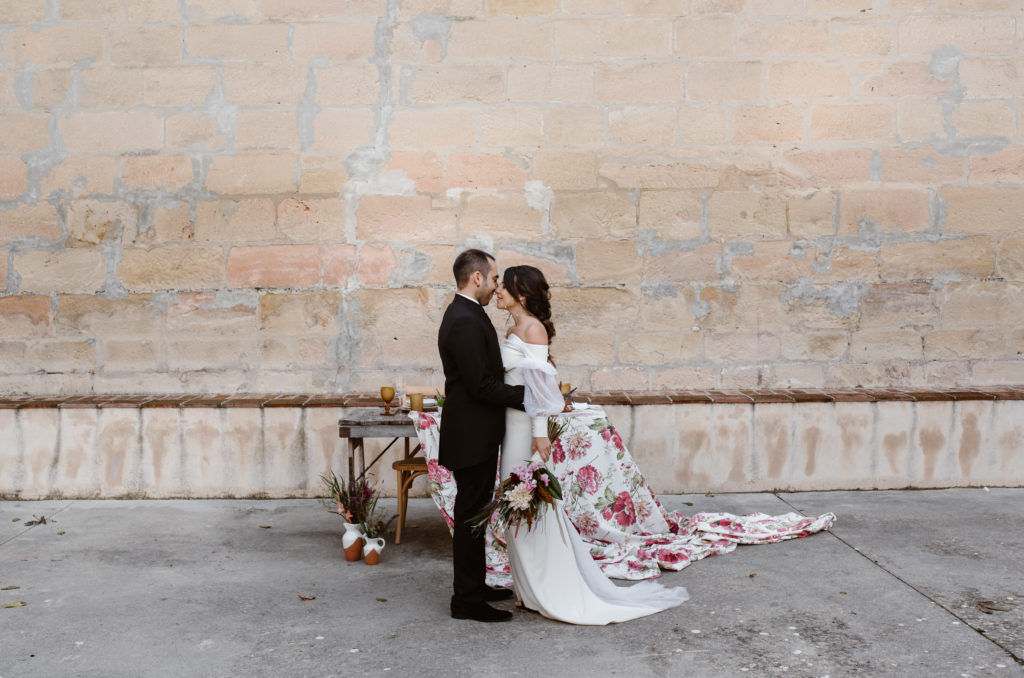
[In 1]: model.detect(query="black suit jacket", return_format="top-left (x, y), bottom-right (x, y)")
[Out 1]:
top-left (437, 294), bottom-right (524, 471)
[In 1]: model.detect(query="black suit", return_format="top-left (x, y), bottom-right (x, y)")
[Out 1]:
top-left (437, 294), bottom-right (524, 608)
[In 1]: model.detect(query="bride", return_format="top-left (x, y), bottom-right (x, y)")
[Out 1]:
top-left (494, 265), bottom-right (689, 625)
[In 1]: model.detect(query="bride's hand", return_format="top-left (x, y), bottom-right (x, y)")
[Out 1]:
top-left (532, 436), bottom-right (551, 463)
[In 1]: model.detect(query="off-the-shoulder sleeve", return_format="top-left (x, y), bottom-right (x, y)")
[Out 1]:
top-left (517, 342), bottom-right (563, 438)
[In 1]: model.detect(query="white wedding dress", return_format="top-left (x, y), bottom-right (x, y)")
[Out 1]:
top-left (499, 333), bottom-right (689, 625)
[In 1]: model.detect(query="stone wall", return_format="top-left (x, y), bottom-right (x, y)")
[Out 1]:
top-left (1, 1), bottom-right (1023, 395)
top-left (2, 390), bottom-right (1022, 498)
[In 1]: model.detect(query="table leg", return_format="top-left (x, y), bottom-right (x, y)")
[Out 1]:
top-left (348, 437), bottom-right (364, 486)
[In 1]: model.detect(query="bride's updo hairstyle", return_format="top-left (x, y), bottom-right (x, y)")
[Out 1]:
top-left (503, 265), bottom-right (555, 345)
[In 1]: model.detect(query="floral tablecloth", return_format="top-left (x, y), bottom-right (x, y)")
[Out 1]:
top-left (410, 406), bottom-right (835, 588)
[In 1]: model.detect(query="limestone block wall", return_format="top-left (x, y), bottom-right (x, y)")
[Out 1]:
top-left (1, 1), bottom-right (1023, 395)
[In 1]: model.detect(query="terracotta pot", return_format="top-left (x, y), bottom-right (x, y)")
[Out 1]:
top-left (363, 537), bottom-right (385, 565)
top-left (343, 522), bottom-right (365, 562)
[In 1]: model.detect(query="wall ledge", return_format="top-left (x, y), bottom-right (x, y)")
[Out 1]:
top-left (1, 387), bottom-right (1023, 409)
top-left (2, 388), bottom-right (1023, 497)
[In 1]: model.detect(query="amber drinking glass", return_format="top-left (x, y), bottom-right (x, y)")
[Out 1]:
top-left (559, 382), bottom-right (573, 413)
top-left (380, 386), bottom-right (396, 415)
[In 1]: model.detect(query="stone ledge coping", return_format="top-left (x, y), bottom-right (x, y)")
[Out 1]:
top-left (1, 387), bottom-right (1023, 410)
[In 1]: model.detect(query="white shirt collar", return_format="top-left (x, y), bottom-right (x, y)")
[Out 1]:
top-left (456, 292), bottom-right (480, 305)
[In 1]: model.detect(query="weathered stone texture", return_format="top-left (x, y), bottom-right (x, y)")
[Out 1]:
top-left (0, 5), bottom-right (1021, 395)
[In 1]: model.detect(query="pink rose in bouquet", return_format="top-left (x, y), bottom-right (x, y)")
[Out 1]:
top-left (469, 461), bottom-right (563, 537)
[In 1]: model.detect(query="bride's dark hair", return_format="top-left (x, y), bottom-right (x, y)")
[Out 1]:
top-left (503, 265), bottom-right (555, 345)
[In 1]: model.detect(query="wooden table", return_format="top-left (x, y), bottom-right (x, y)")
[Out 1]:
top-left (337, 407), bottom-right (420, 484)
top-left (338, 407), bottom-right (429, 544)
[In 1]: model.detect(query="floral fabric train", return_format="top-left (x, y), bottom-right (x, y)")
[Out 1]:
top-left (412, 406), bottom-right (835, 587)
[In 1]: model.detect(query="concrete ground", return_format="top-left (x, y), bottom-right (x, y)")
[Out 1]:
top-left (1, 489), bottom-right (1022, 678)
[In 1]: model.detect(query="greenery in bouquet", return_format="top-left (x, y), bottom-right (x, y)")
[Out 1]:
top-left (434, 389), bottom-right (445, 407)
top-left (469, 460), bottom-right (563, 538)
top-left (361, 508), bottom-right (397, 539)
top-left (320, 471), bottom-right (375, 525)
top-left (548, 417), bottom-right (569, 443)
top-left (320, 471), bottom-right (397, 538)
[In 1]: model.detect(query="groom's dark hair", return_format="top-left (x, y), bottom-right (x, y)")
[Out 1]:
top-left (453, 248), bottom-right (494, 288)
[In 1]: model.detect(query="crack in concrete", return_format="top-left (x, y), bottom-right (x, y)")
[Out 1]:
top-left (0, 499), bottom-right (76, 547)
top-left (776, 492), bottom-right (1024, 668)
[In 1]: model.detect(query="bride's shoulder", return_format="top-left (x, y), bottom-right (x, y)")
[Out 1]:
top-left (520, 318), bottom-right (547, 345)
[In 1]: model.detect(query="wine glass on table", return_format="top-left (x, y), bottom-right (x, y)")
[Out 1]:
top-left (380, 386), bottom-right (396, 416)
top-left (395, 375), bottom-right (406, 410)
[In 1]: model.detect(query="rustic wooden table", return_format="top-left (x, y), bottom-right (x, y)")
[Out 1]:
top-left (337, 407), bottom-right (421, 485)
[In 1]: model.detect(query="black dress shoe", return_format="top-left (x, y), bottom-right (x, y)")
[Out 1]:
top-left (482, 587), bottom-right (514, 602)
top-left (450, 602), bottom-right (513, 622)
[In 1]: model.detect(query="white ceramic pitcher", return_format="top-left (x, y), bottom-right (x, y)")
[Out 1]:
top-left (362, 537), bottom-right (385, 565)
top-left (343, 522), bottom-right (365, 562)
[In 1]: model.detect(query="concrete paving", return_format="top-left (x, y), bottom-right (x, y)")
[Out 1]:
top-left (1, 490), bottom-right (1022, 678)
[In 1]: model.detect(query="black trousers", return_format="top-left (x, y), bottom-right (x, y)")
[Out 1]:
top-left (451, 455), bottom-right (499, 608)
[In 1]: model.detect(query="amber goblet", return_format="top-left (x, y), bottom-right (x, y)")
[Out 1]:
top-left (559, 382), bottom-right (573, 413)
top-left (380, 386), bottom-right (396, 415)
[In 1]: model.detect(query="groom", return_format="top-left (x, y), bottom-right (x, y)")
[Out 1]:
top-left (438, 249), bottom-right (524, 623)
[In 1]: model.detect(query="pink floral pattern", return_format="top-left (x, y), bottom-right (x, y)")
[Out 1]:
top-left (601, 491), bottom-right (637, 527)
top-left (562, 430), bottom-right (591, 460)
top-left (410, 407), bottom-right (835, 586)
top-left (550, 438), bottom-right (565, 464)
top-left (600, 426), bottom-right (624, 451)
top-left (427, 458), bottom-right (451, 484)
top-left (576, 465), bottom-right (600, 494)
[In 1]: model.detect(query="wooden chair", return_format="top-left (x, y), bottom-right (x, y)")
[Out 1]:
top-left (392, 456), bottom-right (428, 544)
top-left (390, 385), bottom-right (442, 544)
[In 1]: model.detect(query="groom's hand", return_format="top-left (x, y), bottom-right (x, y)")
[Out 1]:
top-left (532, 436), bottom-right (551, 463)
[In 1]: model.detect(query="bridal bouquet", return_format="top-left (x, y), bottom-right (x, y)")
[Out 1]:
top-left (470, 460), bottom-right (563, 538)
